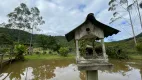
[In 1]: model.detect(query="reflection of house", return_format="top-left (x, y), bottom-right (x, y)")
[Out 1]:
top-left (65, 13), bottom-right (119, 71)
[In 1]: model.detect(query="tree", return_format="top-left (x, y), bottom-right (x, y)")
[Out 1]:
top-left (36, 35), bottom-right (60, 53)
top-left (135, 0), bottom-right (142, 30)
top-left (0, 33), bottom-right (13, 45)
top-left (14, 44), bottom-right (26, 60)
top-left (7, 3), bottom-right (31, 43)
top-left (37, 34), bottom-right (49, 53)
top-left (108, 0), bottom-right (137, 45)
top-left (59, 47), bottom-right (69, 57)
top-left (29, 7), bottom-right (45, 53)
top-left (6, 3), bottom-right (45, 52)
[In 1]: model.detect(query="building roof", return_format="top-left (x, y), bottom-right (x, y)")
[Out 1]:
top-left (65, 13), bottom-right (120, 42)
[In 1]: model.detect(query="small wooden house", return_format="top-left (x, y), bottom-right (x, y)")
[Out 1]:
top-left (65, 13), bottom-right (119, 71)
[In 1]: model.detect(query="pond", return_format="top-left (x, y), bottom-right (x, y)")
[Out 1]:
top-left (0, 59), bottom-right (142, 80)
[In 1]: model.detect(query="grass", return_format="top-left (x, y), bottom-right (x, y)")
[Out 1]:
top-left (129, 54), bottom-right (142, 60)
top-left (25, 54), bottom-right (75, 60)
top-left (25, 53), bottom-right (142, 60)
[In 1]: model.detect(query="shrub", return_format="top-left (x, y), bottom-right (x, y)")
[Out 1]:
top-left (136, 43), bottom-right (142, 53)
top-left (59, 47), bottom-right (69, 57)
top-left (106, 46), bottom-right (129, 59)
top-left (15, 44), bottom-right (26, 60)
top-left (35, 52), bottom-right (40, 55)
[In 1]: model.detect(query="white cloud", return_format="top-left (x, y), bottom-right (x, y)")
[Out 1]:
top-left (0, 0), bottom-right (142, 42)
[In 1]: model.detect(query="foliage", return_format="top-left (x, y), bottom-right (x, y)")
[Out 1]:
top-left (0, 33), bottom-right (13, 55)
top-left (108, 0), bottom-right (136, 24)
top-left (28, 6), bottom-right (45, 49)
top-left (59, 47), bottom-right (69, 57)
top-left (79, 40), bottom-right (87, 56)
top-left (136, 43), bottom-right (142, 53)
top-left (5, 3), bottom-right (45, 44)
top-left (1, 27), bottom-right (142, 57)
top-left (36, 34), bottom-right (61, 52)
top-left (108, 0), bottom-right (139, 46)
top-left (14, 44), bottom-right (26, 60)
top-left (25, 54), bottom-right (75, 60)
top-left (0, 48), bottom-right (9, 54)
top-left (36, 34), bottom-right (48, 50)
top-left (79, 39), bottom-right (94, 56)
top-left (0, 33), bottom-right (13, 45)
top-left (7, 3), bottom-right (31, 29)
top-left (0, 27), bottom-right (75, 49)
top-left (106, 46), bottom-right (129, 59)
top-left (7, 3), bottom-right (31, 43)
top-left (46, 36), bottom-right (60, 52)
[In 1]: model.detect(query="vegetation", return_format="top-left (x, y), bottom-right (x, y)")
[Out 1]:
top-left (108, 0), bottom-right (142, 45)
top-left (1, 27), bottom-right (142, 60)
top-left (14, 44), bottom-right (26, 61)
top-left (106, 46), bottom-right (129, 59)
top-left (36, 34), bottom-right (60, 53)
top-left (136, 43), bottom-right (142, 53)
top-left (25, 54), bottom-right (75, 60)
top-left (59, 47), bottom-right (69, 57)
top-left (4, 3), bottom-right (45, 48)
top-left (0, 2), bottom-right (142, 61)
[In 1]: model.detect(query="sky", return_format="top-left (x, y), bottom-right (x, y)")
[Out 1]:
top-left (0, 0), bottom-right (142, 42)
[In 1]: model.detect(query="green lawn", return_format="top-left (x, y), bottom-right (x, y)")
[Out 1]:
top-left (25, 54), bottom-right (75, 60)
top-left (25, 54), bottom-right (142, 60)
top-left (129, 54), bottom-right (142, 60)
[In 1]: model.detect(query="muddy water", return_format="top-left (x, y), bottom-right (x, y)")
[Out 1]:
top-left (0, 59), bottom-right (142, 80)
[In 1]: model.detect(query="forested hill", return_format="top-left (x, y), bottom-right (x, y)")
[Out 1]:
top-left (0, 27), bottom-right (142, 48)
top-left (0, 27), bottom-right (32, 43)
top-left (0, 27), bottom-right (74, 47)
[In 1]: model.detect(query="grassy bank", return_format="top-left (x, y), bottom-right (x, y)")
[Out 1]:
top-left (25, 54), bottom-right (75, 60)
top-left (24, 53), bottom-right (142, 60)
top-left (129, 54), bottom-right (142, 60)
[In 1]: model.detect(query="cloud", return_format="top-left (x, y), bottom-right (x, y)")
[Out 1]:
top-left (0, 0), bottom-right (142, 42)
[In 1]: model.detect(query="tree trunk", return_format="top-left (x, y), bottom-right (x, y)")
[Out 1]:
top-left (135, 0), bottom-right (142, 30)
top-left (17, 28), bottom-right (20, 43)
top-left (29, 26), bottom-right (33, 54)
top-left (127, 1), bottom-right (137, 46)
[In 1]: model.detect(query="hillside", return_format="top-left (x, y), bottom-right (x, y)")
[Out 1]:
top-left (0, 27), bottom-right (142, 53)
top-left (0, 27), bottom-right (74, 48)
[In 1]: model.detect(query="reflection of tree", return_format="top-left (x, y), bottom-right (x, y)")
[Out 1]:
top-left (108, 60), bottom-right (130, 73)
top-left (103, 60), bottom-right (142, 78)
top-left (31, 59), bottom-right (75, 79)
top-left (1, 59), bottom-right (75, 80)
top-left (1, 61), bottom-right (25, 80)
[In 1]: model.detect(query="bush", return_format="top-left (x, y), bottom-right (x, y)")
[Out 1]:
top-left (106, 46), bottom-right (129, 59)
top-left (59, 47), bottom-right (69, 57)
top-left (15, 44), bottom-right (26, 60)
top-left (35, 52), bottom-right (40, 55)
top-left (136, 43), bottom-right (142, 53)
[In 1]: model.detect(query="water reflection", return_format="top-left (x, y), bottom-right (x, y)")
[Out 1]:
top-left (0, 59), bottom-right (141, 80)
top-left (50, 64), bottom-right (81, 80)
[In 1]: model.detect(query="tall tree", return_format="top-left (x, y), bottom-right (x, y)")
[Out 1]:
top-left (135, 0), bottom-right (142, 30)
top-left (37, 35), bottom-right (60, 53)
top-left (29, 7), bottom-right (45, 53)
top-left (108, 0), bottom-right (137, 45)
top-left (7, 3), bottom-right (31, 43)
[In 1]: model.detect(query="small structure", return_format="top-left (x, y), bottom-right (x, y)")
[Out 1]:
top-left (65, 13), bottom-right (119, 80)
